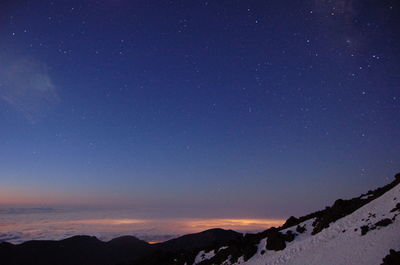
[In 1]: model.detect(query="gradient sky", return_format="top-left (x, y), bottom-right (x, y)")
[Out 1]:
top-left (0, 0), bottom-right (400, 223)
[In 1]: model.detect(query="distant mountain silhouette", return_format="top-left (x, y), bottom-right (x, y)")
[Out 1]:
top-left (0, 229), bottom-right (241, 265)
top-left (154, 228), bottom-right (241, 252)
top-left (0, 235), bottom-right (152, 265)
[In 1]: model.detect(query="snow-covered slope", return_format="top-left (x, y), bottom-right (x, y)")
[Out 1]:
top-left (194, 179), bottom-right (400, 265)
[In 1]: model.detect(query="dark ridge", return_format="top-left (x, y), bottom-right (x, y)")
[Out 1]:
top-left (282, 216), bottom-right (299, 228)
top-left (381, 249), bottom-right (400, 265)
top-left (155, 228), bottom-right (241, 252)
top-left (129, 229), bottom-right (242, 265)
top-left (183, 173), bottom-right (400, 265)
top-left (278, 173), bottom-right (400, 235)
top-left (0, 235), bottom-right (152, 265)
top-left (60, 235), bottom-right (102, 245)
top-left (0, 229), bottom-right (242, 265)
top-left (310, 174), bottom-right (400, 235)
top-left (107, 235), bottom-right (149, 247)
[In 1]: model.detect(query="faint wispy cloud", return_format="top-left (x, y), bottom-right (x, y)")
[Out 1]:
top-left (0, 232), bottom-right (23, 243)
top-left (0, 57), bottom-right (59, 123)
top-left (0, 207), bottom-right (56, 214)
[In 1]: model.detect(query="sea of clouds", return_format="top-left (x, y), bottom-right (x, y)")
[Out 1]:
top-left (0, 206), bottom-right (282, 244)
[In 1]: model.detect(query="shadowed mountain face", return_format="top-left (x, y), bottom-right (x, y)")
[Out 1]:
top-left (0, 235), bottom-right (152, 265)
top-left (154, 228), bottom-right (242, 252)
top-left (0, 229), bottom-right (242, 265)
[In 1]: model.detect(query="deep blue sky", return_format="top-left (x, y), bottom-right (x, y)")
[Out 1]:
top-left (0, 0), bottom-right (399, 218)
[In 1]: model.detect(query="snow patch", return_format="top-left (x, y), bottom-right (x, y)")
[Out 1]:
top-left (193, 250), bottom-right (216, 265)
top-left (230, 183), bottom-right (400, 265)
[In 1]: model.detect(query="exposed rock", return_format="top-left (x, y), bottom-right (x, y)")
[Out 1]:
top-left (282, 216), bottom-right (299, 229)
top-left (381, 249), bottom-right (400, 265)
top-left (311, 174), bottom-right (400, 235)
top-left (296, 225), bottom-right (306, 233)
top-left (360, 225), bottom-right (369, 236)
top-left (375, 218), bottom-right (393, 227)
top-left (266, 229), bottom-right (287, 251)
top-left (390, 203), bottom-right (400, 213)
top-left (285, 231), bottom-right (296, 242)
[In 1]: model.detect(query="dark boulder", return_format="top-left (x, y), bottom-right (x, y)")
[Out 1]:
top-left (390, 203), bottom-right (400, 213)
top-left (381, 249), bottom-right (400, 265)
top-left (360, 225), bottom-right (369, 236)
top-left (285, 231), bottom-right (296, 242)
top-left (296, 225), bottom-right (306, 233)
top-left (282, 216), bottom-right (299, 228)
top-left (266, 229), bottom-right (286, 251)
top-left (375, 218), bottom-right (393, 227)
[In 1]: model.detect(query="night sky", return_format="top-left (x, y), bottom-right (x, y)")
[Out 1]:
top-left (1, 0), bottom-right (400, 223)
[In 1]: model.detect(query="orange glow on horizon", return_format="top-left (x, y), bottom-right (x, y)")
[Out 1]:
top-left (47, 218), bottom-right (285, 232)
top-left (60, 219), bottom-right (146, 225)
top-left (186, 218), bottom-right (284, 228)
top-left (147, 240), bottom-right (163, 244)
top-left (0, 215), bottom-right (286, 244)
top-left (0, 217), bottom-right (285, 235)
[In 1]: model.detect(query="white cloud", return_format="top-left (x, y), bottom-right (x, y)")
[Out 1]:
top-left (0, 57), bottom-right (59, 123)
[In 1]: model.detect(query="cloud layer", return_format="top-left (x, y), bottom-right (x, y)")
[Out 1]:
top-left (0, 207), bottom-right (284, 244)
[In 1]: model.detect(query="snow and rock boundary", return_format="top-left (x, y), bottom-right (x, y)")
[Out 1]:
top-left (192, 173), bottom-right (400, 265)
